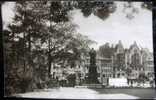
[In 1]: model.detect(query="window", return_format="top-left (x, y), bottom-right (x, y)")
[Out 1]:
top-left (117, 73), bottom-right (120, 78)
top-left (103, 74), bottom-right (105, 77)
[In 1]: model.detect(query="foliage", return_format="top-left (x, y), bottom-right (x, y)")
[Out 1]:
top-left (76, 1), bottom-right (116, 20)
top-left (138, 72), bottom-right (148, 83)
top-left (4, 1), bottom-right (94, 95)
top-left (141, 2), bottom-right (152, 11)
top-left (67, 74), bottom-right (76, 87)
top-left (3, 0), bottom-right (153, 95)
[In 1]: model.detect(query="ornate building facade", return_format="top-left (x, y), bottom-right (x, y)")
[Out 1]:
top-left (98, 40), bottom-right (155, 86)
top-left (49, 40), bottom-right (154, 86)
top-left (81, 41), bottom-right (154, 86)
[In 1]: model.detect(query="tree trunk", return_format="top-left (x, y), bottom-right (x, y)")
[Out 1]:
top-left (48, 37), bottom-right (51, 77)
top-left (48, 3), bottom-right (52, 78)
top-left (23, 32), bottom-right (26, 73)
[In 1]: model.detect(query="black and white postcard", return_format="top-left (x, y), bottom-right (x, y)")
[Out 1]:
top-left (2, 0), bottom-right (156, 99)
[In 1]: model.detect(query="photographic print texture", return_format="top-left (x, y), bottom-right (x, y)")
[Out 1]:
top-left (2, 0), bottom-right (156, 99)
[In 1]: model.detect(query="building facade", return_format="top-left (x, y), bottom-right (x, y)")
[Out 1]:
top-left (49, 41), bottom-right (154, 87)
top-left (96, 41), bottom-right (154, 86)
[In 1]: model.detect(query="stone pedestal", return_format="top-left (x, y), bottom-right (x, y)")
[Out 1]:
top-left (88, 66), bottom-right (99, 84)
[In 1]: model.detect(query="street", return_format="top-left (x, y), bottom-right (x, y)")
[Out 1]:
top-left (14, 87), bottom-right (156, 99)
top-left (93, 88), bottom-right (156, 99)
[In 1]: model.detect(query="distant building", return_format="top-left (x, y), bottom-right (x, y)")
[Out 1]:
top-left (98, 57), bottom-right (113, 85)
top-left (113, 40), bottom-right (127, 78)
top-left (49, 40), bottom-right (154, 87)
top-left (81, 53), bottom-right (113, 85)
top-left (143, 52), bottom-right (154, 80)
top-left (97, 40), bottom-right (154, 86)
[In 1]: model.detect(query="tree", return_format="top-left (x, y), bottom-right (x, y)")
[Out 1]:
top-left (4, 1), bottom-right (95, 95)
top-left (7, 1), bottom-right (51, 92)
top-left (138, 72), bottom-right (148, 85)
top-left (141, 2), bottom-right (152, 11)
top-left (75, 1), bottom-right (152, 20)
top-left (4, 1), bottom-right (53, 94)
top-left (75, 1), bottom-right (116, 20)
top-left (3, 0), bottom-right (153, 95)
top-left (67, 74), bottom-right (76, 87)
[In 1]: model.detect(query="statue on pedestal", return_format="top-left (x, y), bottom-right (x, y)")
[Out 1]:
top-left (89, 48), bottom-right (96, 66)
top-left (87, 48), bottom-right (99, 84)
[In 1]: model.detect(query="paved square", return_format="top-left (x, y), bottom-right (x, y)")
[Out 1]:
top-left (15, 87), bottom-right (156, 99)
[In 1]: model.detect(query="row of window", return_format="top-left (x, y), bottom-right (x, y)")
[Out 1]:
top-left (102, 74), bottom-right (112, 78)
top-left (102, 69), bottom-right (113, 72)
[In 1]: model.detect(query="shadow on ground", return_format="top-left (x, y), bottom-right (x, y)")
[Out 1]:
top-left (91, 88), bottom-right (156, 99)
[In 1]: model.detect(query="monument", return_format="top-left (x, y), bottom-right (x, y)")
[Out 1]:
top-left (87, 48), bottom-right (99, 84)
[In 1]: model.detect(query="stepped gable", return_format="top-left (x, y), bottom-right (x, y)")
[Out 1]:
top-left (129, 41), bottom-right (139, 51)
top-left (115, 40), bottom-right (124, 54)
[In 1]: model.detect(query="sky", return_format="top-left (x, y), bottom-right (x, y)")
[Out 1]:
top-left (2, 1), bottom-right (153, 52)
top-left (70, 2), bottom-right (153, 52)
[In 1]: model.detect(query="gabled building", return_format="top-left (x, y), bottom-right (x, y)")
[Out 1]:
top-left (49, 40), bottom-right (154, 87)
top-left (113, 40), bottom-right (127, 78)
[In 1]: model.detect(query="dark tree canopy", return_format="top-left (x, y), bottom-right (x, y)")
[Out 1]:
top-left (141, 2), bottom-right (152, 11)
top-left (3, 1), bottom-right (96, 95)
